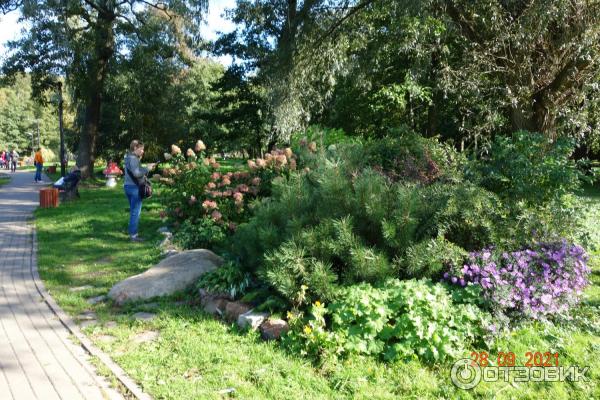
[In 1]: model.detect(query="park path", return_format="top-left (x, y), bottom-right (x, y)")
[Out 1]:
top-left (0, 169), bottom-right (122, 400)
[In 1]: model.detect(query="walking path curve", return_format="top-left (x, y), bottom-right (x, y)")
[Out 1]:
top-left (0, 169), bottom-right (122, 400)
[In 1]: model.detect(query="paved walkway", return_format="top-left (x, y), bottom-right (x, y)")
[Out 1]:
top-left (0, 170), bottom-right (122, 400)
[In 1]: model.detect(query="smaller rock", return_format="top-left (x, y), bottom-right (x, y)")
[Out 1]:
top-left (203, 298), bottom-right (228, 316)
top-left (132, 312), bottom-right (156, 321)
top-left (260, 319), bottom-right (290, 341)
top-left (87, 295), bottom-right (107, 305)
top-left (217, 388), bottom-right (236, 395)
top-left (237, 310), bottom-right (269, 330)
top-left (77, 311), bottom-right (97, 320)
top-left (157, 226), bottom-right (171, 234)
top-left (105, 321), bottom-right (118, 328)
top-left (224, 301), bottom-right (253, 322)
top-left (80, 319), bottom-right (97, 329)
top-left (159, 237), bottom-right (171, 248)
top-left (199, 288), bottom-right (230, 316)
top-left (132, 330), bottom-right (160, 344)
top-left (70, 285), bottom-right (93, 292)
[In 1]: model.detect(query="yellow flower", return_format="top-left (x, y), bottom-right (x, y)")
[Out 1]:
top-left (314, 301), bottom-right (321, 307)
top-left (303, 325), bottom-right (312, 335)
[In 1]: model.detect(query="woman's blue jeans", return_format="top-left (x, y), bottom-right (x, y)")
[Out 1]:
top-left (35, 163), bottom-right (43, 181)
top-left (124, 185), bottom-right (142, 236)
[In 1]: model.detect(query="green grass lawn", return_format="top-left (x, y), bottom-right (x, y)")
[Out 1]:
top-left (35, 184), bottom-right (600, 399)
top-left (0, 173), bottom-right (10, 186)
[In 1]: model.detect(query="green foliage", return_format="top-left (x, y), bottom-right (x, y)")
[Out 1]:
top-left (477, 131), bottom-right (585, 205)
top-left (474, 131), bottom-right (589, 246)
top-left (401, 237), bottom-right (467, 279)
top-left (0, 74), bottom-right (68, 154)
top-left (262, 241), bottom-right (339, 307)
top-left (348, 131), bottom-right (466, 185)
top-left (260, 217), bottom-right (395, 307)
top-left (290, 125), bottom-right (358, 149)
top-left (232, 136), bottom-right (505, 302)
top-left (172, 217), bottom-right (227, 251)
top-left (284, 279), bottom-right (490, 363)
top-left (196, 260), bottom-right (252, 300)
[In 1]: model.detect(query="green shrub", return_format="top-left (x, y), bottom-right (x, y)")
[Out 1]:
top-left (401, 237), bottom-right (467, 279)
top-left (260, 217), bottom-right (395, 306)
top-left (160, 141), bottom-right (300, 251)
top-left (361, 131), bottom-right (466, 184)
top-left (173, 218), bottom-right (227, 251)
top-left (262, 241), bottom-right (339, 307)
top-left (474, 131), bottom-right (588, 246)
top-left (476, 131), bottom-right (584, 205)
top-left (196, 260), bottom-right (252, 299)
top-left (283, 279), bottom-right (491, 363)
top-left (231, 139), bottom-right (502, 295)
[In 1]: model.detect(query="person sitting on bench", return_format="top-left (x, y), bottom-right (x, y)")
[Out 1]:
top-left (53, 166), bottom-right (81, 200)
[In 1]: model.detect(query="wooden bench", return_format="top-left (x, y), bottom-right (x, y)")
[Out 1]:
top-left (54, 170), bottom-right (81, 202)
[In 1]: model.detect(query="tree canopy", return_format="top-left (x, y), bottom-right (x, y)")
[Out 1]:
top-left (2, 0), bottom-right (600, 168)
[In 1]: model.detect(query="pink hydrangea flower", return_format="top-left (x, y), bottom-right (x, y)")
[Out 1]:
top-left (202, 200), bottom-right (218, 210)
top-left (211, 210), bottom-right (222, 221)
top-left (195, 140), bottom-right (206, 152)
top-left (171, 144), bottom-right (182, 155)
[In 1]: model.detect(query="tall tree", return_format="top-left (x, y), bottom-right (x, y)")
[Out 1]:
top-left (217, 0), bottom-right (357, 143)
top-left (438, 0), bottom-right (600, 138)
top-left (1, 0), bottom-right (207, 177)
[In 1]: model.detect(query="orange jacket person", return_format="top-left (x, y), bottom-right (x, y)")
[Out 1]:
top-left (34, 148), bottom-right (44, 183)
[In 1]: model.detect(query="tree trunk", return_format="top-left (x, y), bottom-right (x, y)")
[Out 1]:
top-left (509, 105), bottom-right (534, 132)
top-left (509, 96), bottom-right (556, 138)
top-left (76, 15), bottom-right (115, 179)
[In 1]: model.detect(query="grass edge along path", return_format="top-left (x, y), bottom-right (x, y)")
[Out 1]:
top-left (35, 183), bottom-right (600, 400)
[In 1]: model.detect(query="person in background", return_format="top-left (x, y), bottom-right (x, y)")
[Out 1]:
top-left (0, 150), bottom-right (5, 169)
top-left (124, 140), bottom-right (155, 242)
top-left (34, 147), bottom-right (44, 183)
top-left (10, 149), bottom-right (18, 173)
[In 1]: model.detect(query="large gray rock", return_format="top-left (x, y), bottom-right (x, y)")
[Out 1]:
top-left (108, 249), bottom-right (223, 305)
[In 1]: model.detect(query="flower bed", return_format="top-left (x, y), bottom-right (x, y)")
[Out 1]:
top-left (444, 241), bottom-right (590, 321)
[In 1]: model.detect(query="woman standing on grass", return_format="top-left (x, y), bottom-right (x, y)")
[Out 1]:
top-left (124, 140), bottom-right (154, 242)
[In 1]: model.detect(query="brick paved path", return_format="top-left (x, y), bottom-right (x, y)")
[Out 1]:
top-left (0, 170), bottom-right (122, 400)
